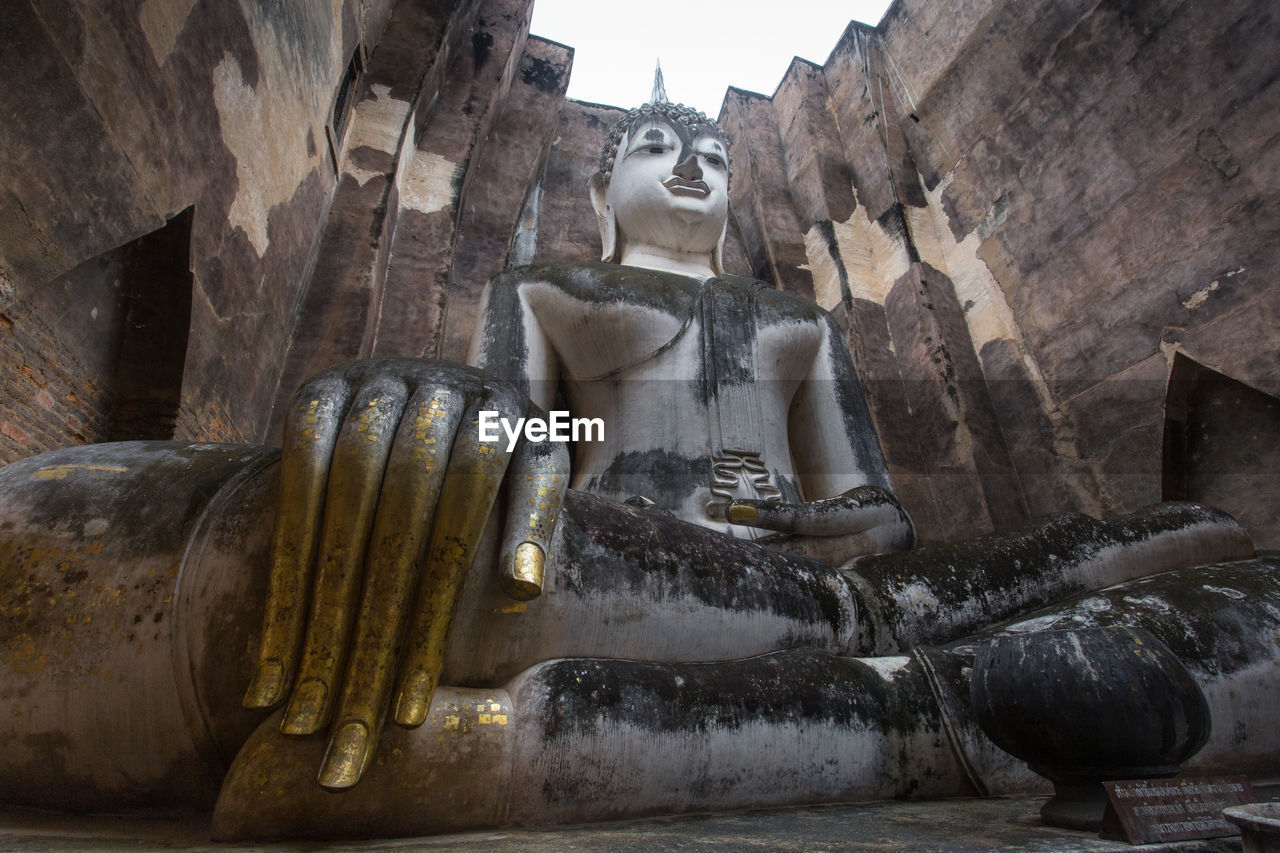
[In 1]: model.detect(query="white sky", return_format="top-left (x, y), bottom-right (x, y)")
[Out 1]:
top-left (529, 0), bottom-right (894, 117)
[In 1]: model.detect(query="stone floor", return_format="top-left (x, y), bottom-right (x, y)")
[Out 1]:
top-left (0, 793), bottom-right (1266, 852)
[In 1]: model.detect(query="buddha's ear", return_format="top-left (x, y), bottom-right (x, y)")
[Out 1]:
top-left (711, 218), bottom-right (727, 275)
top-left (588, 172), bottom-right (617, 263)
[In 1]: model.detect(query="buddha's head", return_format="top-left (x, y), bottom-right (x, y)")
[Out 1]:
top-left (590, 101), bottom-right (733, 275)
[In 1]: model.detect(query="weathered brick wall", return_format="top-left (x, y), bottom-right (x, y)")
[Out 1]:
top-left (1, 0), bottom-right (398, 454)
top-left (877, 0), bottom-right (1280, 543)
top-left (0, 302), bottom-right (111, 465)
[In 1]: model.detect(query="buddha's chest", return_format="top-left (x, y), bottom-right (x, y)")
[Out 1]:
top-left (550, 299), bottom-right (689, 379)
top-left (522, 278), bottom-right (820, 382)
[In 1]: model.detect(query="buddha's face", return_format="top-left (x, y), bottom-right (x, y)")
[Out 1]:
top-left (604, 118), bottom-right (730, 256)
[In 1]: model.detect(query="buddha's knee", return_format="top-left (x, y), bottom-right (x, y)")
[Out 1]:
top-left (214, 649), bottom-right (977, 839)
top-left (500, 650), bottom-right (976, 825)
top-left (0, 441), bottom-right (276, 810)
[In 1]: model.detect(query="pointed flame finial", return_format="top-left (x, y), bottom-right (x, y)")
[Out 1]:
top-left (651, 59), bottom-right (668, 105)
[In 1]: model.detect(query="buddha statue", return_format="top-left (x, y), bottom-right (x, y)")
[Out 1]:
top-left (0, 89), bottom-right (1277, 840)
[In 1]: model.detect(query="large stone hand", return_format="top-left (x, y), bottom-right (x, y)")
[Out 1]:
top-left (726, 486), bottom-right (916, 562)
top-left (241, 359), bottom-right (568, 789)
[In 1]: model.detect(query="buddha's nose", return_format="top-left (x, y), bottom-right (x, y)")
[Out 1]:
top-left (672, 151), bottom-right (703, 181)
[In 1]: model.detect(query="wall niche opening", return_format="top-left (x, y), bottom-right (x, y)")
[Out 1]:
top-left (1162, 353), bottom-right (1280, 549)
top-left (105, 207), bottom-right (194, 441)
top-left (325, 44), bottom-right (364, 173)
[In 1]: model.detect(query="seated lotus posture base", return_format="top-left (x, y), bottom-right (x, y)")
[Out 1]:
top-left (0, 443), bottom-right (1276, 839)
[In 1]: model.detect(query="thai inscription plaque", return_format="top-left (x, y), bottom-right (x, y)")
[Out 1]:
top-left (1099, 776), bottom-right (1255, 844)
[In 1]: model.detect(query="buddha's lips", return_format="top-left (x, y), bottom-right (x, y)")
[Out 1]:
top-left (663, 177), bottom-right (710, 197)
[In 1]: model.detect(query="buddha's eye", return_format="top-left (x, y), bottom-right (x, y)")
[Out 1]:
top-left (648, 146), bottom-right (666, 154)
top-left (702, 154), bottom-right (723, 167)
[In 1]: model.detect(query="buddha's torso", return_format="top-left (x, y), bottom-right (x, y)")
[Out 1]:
top-left (476, 263), bottom-right (832, 534)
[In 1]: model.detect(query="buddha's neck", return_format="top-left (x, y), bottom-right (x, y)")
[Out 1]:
top-left (619, 243), bottom-right (715, 280)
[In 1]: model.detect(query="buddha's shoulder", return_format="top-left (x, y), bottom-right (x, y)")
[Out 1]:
top-left (713, 274), bottom-right (832, 325)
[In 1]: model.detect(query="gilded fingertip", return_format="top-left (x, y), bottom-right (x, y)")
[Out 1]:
top-left (318, 721), bottom-right (370, 790)
top-left (393, 672), bottom-right (432, 727)
top-left (727, 503), bottom-right (759, 523)
top-left (503, 541), bottom-right (545, 601)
